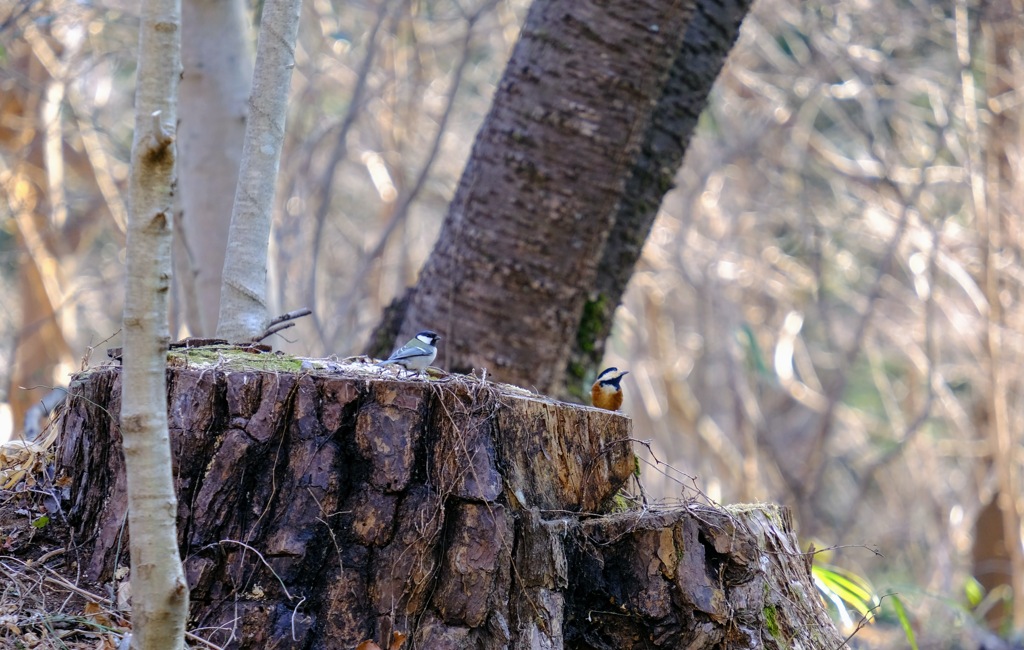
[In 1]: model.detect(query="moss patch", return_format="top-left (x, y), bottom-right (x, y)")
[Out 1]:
top-left (764, 603), bottom-right (782, 641)
top-left (168, 346), bottom-right (306, 373)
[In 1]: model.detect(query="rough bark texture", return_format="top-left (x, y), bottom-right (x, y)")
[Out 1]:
top-left (566, 0), bottom-right (754, 397)
top-left (398, 0), bottom-right (697, 394)
top-left (565, 506), bottom-right (840, 649)
top-left (178, 0), bottom-right (252, 335)
top-left (57, 358), bottom-right (842, 649)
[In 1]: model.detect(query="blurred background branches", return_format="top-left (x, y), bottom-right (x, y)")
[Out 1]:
top-left (2, 0), bottom-right (1023, 643)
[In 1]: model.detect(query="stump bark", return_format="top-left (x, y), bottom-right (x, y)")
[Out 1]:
top-left (56, 353), bottom-right (843, 649)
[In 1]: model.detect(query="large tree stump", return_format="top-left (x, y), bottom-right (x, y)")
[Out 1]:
top-left (56, 352), bottom-right (843, 648)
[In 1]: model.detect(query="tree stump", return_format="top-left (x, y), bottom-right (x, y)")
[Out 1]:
top-left (56, 352), bottom-right (843, 648)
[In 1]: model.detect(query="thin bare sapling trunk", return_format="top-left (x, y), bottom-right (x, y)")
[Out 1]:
top-left (177, 0), bottom-right (253, 335)
top-left (121, 0), bottom-right (189, 645)
top-left (216, 0), bottom-right (302, 342)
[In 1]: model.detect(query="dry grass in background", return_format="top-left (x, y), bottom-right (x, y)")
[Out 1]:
top-left (2, 0), bottom-right (1020, 644)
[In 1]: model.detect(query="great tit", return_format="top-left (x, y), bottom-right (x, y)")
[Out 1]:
top-left (378, 330), bottom-right (440, 374)
top-left (591, 367), bottom-right (628, 411)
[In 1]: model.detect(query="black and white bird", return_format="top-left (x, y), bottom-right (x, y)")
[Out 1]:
top-left (377, 330), bottom-right (440, 374)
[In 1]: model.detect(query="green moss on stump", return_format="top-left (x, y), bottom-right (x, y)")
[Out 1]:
top-left (168, 346), bottom-right (307, 373)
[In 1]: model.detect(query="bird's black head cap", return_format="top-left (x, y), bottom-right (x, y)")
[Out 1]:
top-left (416, 330), bottom-right (440, 345)
top-left (596, 367), bottom-right (628, 388)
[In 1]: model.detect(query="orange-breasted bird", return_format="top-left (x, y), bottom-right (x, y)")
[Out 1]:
top-left (591, 367), bottom-right (628, 411)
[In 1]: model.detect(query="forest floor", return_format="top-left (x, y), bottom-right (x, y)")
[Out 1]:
top-left (0, 484), bottom-right (126, 650)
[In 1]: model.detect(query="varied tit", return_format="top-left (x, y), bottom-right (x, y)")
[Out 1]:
top-left (378, 330), bottom-right (440, 374)
top-left (591, 367), bottom-right (629, 411)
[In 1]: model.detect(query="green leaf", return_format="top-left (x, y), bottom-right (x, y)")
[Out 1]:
top-left (739, 323), bottom-right (770, 377)
top-left (812, 563), bottom-right (879, 618)
top-left (964, 576), bottom-right (984, 608)
top-left (889, 594), bottom-right (918, 650)
top-left (31, 515), bottom-right (50, 529)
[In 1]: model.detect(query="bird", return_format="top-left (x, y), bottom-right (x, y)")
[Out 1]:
top-left (377, 330), bottom-right (440, 375)
top-left (591, 367), bottom-right (628, 411)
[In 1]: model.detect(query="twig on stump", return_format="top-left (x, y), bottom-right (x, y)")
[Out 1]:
top-left (252, 308), bottom-right (313, 343)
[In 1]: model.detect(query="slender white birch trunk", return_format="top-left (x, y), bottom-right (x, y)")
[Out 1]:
top-left (122, 0), bottom-right (189, 644)
top-left (178, 0), bottom-right (252, 335)
top-left (216, 0), bottom-right (303, 342)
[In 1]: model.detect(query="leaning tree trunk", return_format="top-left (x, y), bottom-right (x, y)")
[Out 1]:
top-left (395, 0), bottom-right (698, 394)
top-left (57, 352), bottom-right (843, 649)
top-left (565, 0), bottom-right (754, 397)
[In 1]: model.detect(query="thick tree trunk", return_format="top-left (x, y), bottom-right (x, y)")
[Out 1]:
top-left (397, 0), bottom-right (698, 394)
top-left (57, 358), bottom-right (841, 648)
top-left (565, 0), bottom-right (754, 396)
